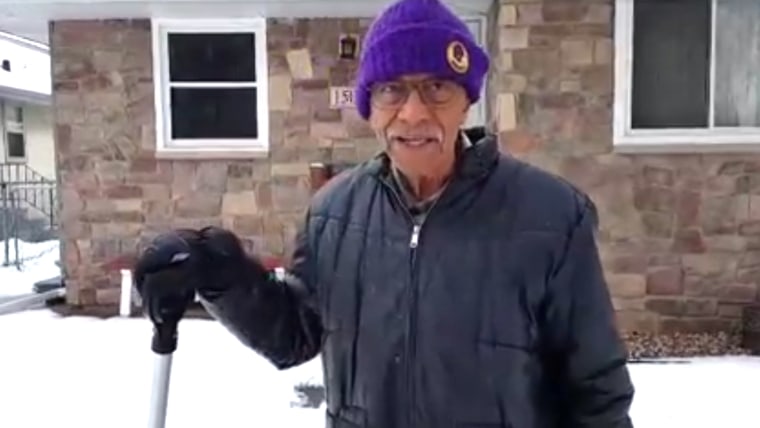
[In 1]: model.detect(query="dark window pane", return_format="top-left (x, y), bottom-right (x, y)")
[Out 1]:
top-left (168, 33), bottom-right (256, 82)
top-left (6, 132), bottom-right (25, 158)
top-left (631, 0), bottom-right (710, 128)
top-left (170, 87), bottom-right (258, 140)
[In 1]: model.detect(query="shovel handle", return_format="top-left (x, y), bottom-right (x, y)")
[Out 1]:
top-left (148, 353), bottom-right (173, 428)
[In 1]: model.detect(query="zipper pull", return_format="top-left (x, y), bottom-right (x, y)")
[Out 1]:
top-left (410, 225), bottom-right (421, 248)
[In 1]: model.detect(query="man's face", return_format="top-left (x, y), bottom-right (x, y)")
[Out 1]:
top-left (368, 74), bottom-right (470, 179)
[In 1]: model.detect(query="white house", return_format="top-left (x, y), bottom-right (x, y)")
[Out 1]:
top-left (0, 30), bottom-right (56, 182)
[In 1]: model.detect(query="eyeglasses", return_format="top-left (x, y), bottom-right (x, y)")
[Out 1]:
top-left (369, 78), bottom-right (460, 110)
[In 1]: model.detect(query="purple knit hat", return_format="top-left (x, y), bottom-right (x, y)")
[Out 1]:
top-left (355, 0), bottom-right (490, 120)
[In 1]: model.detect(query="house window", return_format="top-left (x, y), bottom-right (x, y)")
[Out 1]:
top-left (151, 19), bottom-right (270, 156)
top-left (4, 106), bottom-right (25, 161)
top-left (614, 0), bottom-right (760, 152)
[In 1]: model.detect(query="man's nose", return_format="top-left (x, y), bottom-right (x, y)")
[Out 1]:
top-left (395, 89), bottom-right (433, 124)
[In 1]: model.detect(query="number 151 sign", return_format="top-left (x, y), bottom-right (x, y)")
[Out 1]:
top-left (329, 86), bottom-right (355, 109)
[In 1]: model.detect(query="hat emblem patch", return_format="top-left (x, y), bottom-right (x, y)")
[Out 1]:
top-left (446, 40), bottom-right (469, 74)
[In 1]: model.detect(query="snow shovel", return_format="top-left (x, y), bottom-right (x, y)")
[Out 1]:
top-left (142, 252), bottom-right (195, 428)
top-left (148, 322), bottom-right (175, 428)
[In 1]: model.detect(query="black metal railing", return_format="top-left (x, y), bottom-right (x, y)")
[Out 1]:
top-left (0, 163), bottom-right (58, 228)
top-left (0, 163), bottom-right (59, 267)
top-left (0, 162), bottom-right (53, 185)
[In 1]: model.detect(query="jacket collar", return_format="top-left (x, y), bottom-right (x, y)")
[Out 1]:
top-left (367, 127), bottom-right (501, 211)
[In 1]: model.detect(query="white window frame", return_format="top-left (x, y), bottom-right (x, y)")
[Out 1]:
top-left (151, 18), bottom-right (270, 157)
top-left (2, 103), bottom-right (26, 162)
top-left (613, 0), bottom-right (760, 153)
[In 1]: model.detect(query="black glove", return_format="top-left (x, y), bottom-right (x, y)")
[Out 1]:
top-left (133, 228), bottom-right (206, 327)
top-left (192, 226), bottom-right (272, 298)
top-left (133, 226), bottom-right (271, 323)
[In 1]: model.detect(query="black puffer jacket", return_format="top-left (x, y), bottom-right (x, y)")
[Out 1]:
top-left (201, 128), bottom-right (635, 428)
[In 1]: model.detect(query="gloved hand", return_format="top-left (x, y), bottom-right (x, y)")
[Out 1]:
top-left (133, 226), bottom-right (271, 324)
top-left (132, 228), bottom-right (205, 326)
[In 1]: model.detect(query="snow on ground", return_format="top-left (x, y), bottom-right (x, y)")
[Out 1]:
top-left (1, 239), bottom-right (759, 427)
top-left (1, 309), bottom-right (758, 428)
top-left (0, 309), bottom-right (326, 428)
top-left (0, 239), bottom-right (61, 298)
top-left (627, 356), bottom-right (759, 428)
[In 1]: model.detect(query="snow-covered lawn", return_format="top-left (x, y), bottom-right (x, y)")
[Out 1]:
top-left (0, 239), bottom-right (61, 297)
top-left (628, 356), bottom-right (759, 427)
top-left (1, 310), bottom-right (758, 428)
top-left (0, 309), bottom-right (325, 428)
top-left (1, 240), bottom-right (759, 427)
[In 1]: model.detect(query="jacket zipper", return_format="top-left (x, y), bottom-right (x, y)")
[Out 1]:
top-left (382, 143), bottom-right (481, 425)
top-left (380, 181), bottom-right (419, 428)
top-left (407, 223), bottom-right (420, 428)
top-left (381, 176), bottom-right (448, 428)
top-left (389, 184), bottom-right (443, 428)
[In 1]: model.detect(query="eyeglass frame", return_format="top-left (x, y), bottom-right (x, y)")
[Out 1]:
top-left (368, 78), bottom-right (464, 111)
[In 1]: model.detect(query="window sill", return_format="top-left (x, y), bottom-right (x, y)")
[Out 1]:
top-left (155, 147), bottom-right (269, 160)
top-left (613, 132), bottom-right (760, 154)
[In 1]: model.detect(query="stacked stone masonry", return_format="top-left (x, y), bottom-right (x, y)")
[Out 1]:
top-left (50, 2), bottom-right (760, 336)
top-left (51, 18), bottom-right (380, 307)
top-left (493, 0), bottom-right (760, 336)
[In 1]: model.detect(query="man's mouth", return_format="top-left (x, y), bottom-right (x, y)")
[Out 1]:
top-left (391, 136), bottom-right (440, 147)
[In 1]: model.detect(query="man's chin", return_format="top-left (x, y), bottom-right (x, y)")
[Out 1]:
top-left (389, 147), bottom-right (449, 174)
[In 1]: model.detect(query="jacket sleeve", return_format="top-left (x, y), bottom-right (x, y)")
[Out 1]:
top-left (199, 212), bottom-right (324, 370)
top-left (541, 196), bottom-right (635, 427)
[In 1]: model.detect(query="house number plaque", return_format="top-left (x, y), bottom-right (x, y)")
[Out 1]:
top-left (329, 86), bottom-right (355, 109)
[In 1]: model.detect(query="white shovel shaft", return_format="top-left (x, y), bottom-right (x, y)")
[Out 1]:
top-left (120, 269), bottom-right (133, 317)
top-left (148, 353), bottom-right (174, 428)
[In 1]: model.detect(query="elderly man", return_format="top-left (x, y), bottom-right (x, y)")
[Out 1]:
top-left (133, 0), bottom-right (635, 426)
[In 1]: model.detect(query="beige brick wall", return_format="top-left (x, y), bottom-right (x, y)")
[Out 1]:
top-left (493, 0), bottom-right (760, 335)
top-left (51, 5), bottom-right (760, 335)
top-left (51, 18), bottom-right (380, 306)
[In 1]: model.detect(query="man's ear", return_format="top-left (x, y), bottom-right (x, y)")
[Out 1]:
top-left (460, 103), bottom-right (471, 126)
top-left (460, 97), bottom-right (473, 115)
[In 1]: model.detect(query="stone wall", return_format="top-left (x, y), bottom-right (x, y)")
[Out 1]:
top-left (494, 0), bottom-right (760, 335)
top-left (51, 18), bottom-right (380, 307)
top-left (51, 4), bottom-right (760, 335)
